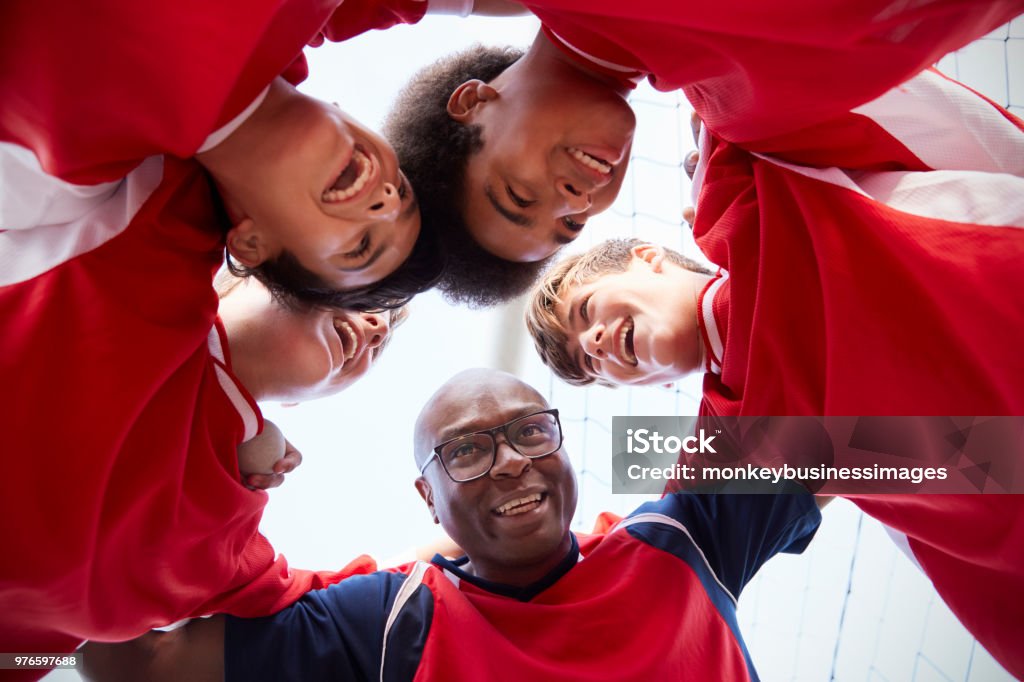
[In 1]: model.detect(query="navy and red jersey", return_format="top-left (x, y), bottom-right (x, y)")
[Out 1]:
top-left (225, 492), bottom-right (820, 681)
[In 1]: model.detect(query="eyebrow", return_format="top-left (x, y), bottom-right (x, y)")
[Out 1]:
top-left (563, 297), bottom-right (589, 376)
top-left (485, 185), bottom-right (534, 228)
top-left (400, 184), bottom-right (419, 222)
top-left (434, 406), bottom-right (545, 444)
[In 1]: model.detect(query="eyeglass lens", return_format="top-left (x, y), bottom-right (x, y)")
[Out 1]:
top-left (439, 412), bottom-right (560, 480)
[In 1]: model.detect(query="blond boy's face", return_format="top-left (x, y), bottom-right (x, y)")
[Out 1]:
top-left (553, 254), bottom-right (703, 386)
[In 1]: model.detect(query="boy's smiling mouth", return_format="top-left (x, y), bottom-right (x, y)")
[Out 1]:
top-left (568, 147), bottom-right (612, 175)
top-left (323, 145), bottom-right (377, 203)
top-left (617, 318), bottom-right (637, 366)
top-left (333, 317), bottom-right (362, 362)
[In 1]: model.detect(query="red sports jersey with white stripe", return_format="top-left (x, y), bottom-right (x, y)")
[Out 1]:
top-left (0, 0), bottom-right (424, 676)
top-left (690, 71), bottom-right (1024, 676)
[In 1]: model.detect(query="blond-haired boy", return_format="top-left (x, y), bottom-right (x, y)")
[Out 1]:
top-left (528, 238), bottom-right (713, 388)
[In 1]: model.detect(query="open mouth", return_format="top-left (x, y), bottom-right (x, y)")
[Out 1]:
top-left (333, 318), bottom-right (362, 362)
top-left (618, 318), bottom-right (637, 366)
top-left (323, 146), bottom-right (376, 203)
top-left (493, 493), bottom-right (546, 517)
top-left (567, 147), bottom-right (613, 175)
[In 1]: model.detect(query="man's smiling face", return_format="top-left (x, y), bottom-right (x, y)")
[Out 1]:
top-left (414, 370), bottom-right (578, 585)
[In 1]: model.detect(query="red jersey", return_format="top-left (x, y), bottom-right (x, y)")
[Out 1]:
top-left (0, 0), bottom-right (427, 184)
top-left (0, 0), bottom-right (424, 676)
top-left (691, 70), bottom-right (1024, 677)
top-left (524, 0), bottom-right (1023, 149)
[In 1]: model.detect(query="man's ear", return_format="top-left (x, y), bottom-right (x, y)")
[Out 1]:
top-left (447, 80), bottom-right (499, 122)
top-left (226, 218), bottom-right (272, 268)
top-left (630, 243), bottom-right (667, 272)
top-left (415, 477), bottom-right (440, 525)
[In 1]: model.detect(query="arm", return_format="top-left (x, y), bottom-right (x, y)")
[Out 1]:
top-left (81, 617), bottom-right (225, 682)
top-left (632, 489), bottom-right (822, 597)
top-left (223, 573), bottom-right (407, 681)
top-left (715, 68), bottom-right (1024, 172)
top-left (673, 0), bottom-right (1023, 149)
top-left (1, 0), bottom-right (336, 183)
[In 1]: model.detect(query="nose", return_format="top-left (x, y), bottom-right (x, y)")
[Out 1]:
top-left (555, 179), bottom-right (592, 214)
top-left (358, 312), bottom-right (390, 349)
top-left (366, 182), bottom-right (401, 221)
top-left (488, 436), bottom-right (532, 479)
top-left (580, 323), bottom-right (608, 359)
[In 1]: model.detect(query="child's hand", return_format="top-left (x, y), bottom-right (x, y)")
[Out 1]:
top-left (682, 111), bottom-right (703, 228)
top-left (238, 420), bottom-right (304, 490)
top-left (682, 150), bottom-right (699, 227)
top-left (243, 439), bottom-right (303, 490)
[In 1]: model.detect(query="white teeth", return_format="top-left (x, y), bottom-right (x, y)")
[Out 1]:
top-left (619, 319), bottom-right (636, 365)
top-left (333, 319), bottom-right (359, 360)
top-left (568, 147), bottom-right (612, 175)
top-left (323, 149), bottom-right (373, 203)
top-left (495, 493), bottom-right (542, 516)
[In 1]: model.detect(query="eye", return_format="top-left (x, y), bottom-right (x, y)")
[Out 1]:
top-left (579, 294), bottom-right (592, 324)
top-left (448, 442), bottom-right (484, 460)
top-left (562, 216), bottom-right (586, 231)
top-left (343, 235), bottom-right (371, 260)
top-left (505, 184), bottom-right (535, 208)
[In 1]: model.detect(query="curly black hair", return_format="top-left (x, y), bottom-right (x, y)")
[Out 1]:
top-left (384, 44), bottom-right (548, 309)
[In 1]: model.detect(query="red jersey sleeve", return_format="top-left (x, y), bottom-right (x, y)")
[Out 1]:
top-left (317, 0), bottom-right (429, 44)
top-left (0, 0), bottom-right (394, 185)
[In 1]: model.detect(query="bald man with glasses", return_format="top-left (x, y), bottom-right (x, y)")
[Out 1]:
top-left (82, 369), bottom-right (821, 682)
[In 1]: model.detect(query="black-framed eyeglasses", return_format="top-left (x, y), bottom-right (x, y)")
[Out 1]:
top-left (419, 409), bottom-right (563, 482)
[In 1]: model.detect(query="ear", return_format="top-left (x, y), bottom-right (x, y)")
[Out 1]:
top-left (415, 477), bottom-right (440, 525)
top-left (447, 80), bottom-right (499, 122)
top-left (630, 243), bottom-right (667, 273)
top-left (226, 217), bottom-right (272, 268)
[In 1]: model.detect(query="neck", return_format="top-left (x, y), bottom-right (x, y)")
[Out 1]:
top-left (218, 309), bottom-right (273, 402)
top-left (512, 29), bottom-right (633, 98)
top-left (462, 533), bottom-right (574, 588)
top-left (195, 78), bottom-right (293, 190)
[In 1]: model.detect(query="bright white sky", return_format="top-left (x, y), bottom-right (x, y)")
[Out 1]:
top-left (50, 11), bottom-right (1021, 682)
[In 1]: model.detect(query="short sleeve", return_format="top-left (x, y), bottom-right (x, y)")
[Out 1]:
top-left (224, 572), bottom-right (407, 682)
top-left (318, 0), bottom-right (429, 44)
top-left (630, 489), bottom-right (820, 597)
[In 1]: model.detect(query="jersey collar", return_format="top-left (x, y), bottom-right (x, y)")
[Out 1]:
top-left (431, 533), bottom-right (581, 602)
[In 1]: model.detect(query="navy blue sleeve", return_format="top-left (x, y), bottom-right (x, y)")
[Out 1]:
top-left (629, 487), bottom-right (820, 598)
top-left (224, 571), bottom-right (408, 682)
